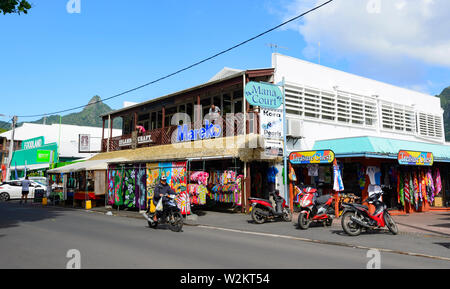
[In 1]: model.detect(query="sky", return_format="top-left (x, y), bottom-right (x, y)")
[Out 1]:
top-left (1, 0), bottom-right (449, 124)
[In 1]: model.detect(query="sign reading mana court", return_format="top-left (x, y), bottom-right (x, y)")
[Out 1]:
top-left (244, 81), bottom-right (283, 109)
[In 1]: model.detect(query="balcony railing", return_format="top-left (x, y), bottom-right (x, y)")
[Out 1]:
top-left (102, 114), bottom-right (260, 152)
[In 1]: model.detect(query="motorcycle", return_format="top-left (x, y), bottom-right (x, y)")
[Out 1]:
top-left (297, 186), bottom-right (335, 230)
top-left (248, 191), bottom-right (292, 224)
top-left (340, 189), bottom-right (398, 236)
top-left (143, 193), bottom-right (184, 232)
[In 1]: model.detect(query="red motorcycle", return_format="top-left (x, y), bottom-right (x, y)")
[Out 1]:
top-left (341, 189), bottom-right (398, 236)
top-left (297, 186), bottom-right (335, 230)
top-left (249, 190), bottom-right (292, 224)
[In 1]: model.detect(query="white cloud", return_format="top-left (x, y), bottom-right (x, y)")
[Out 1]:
top-left (281, 0), bottom-right (450, 67)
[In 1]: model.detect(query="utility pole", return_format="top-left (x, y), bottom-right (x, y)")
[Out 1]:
top-left (6, 116), bottom-right (17, 181)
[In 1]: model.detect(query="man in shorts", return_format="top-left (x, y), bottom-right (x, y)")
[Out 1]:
top-left (20, 176), bottom-right (32, 204)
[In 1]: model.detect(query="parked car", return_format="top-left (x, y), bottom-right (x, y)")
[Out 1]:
top-left (0, 180), bottom-right (47, 202)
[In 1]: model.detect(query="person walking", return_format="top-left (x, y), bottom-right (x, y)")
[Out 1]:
top-left (20, 176), bottom-right (32, 204)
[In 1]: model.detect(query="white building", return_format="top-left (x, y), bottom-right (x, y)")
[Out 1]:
top-left (0, 123), bottom-right (121, 171)
top-left (271, 53), bottom-right (446, 151)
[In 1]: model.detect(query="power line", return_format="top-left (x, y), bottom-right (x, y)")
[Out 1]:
top-left (17, 0), bottom-right (334, 118)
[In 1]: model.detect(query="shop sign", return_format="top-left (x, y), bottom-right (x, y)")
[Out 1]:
top-left (36, 150), bottom-right (52, 163)
top-left (398, 150), bottom-right (433, 166)
top-left (22, 136), bottom-right (44, 150)
top-left (119, 134), bottom-right (154, 147)
top-left (244, 81), bottom-right (283, 109)
top-left (264, 139), bottom-right (283, 158)
top-left (260, 108), bottom-right (283, 140)
top-left (289, 150), bottom-right (335, 165)
top-left (79, 134), bottom-right (90, 152)
top-left (176, 120), bottom-right (221, 142)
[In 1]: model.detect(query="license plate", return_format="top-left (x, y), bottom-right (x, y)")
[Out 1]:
top-left (248, 206), bottom-right (253, 213)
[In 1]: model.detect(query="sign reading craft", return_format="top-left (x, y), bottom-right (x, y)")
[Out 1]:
top-left (244, 81), bottom-right (283, 109)
top-left (289, 150), bottom-right (335, 165)
top-left (398, 150), bottom-right (434, 166)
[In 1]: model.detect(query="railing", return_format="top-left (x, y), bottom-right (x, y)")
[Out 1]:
top-left (101, 114), bottom-right (260, 152)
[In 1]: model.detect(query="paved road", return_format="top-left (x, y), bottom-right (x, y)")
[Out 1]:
top-left (0, 202), bottom-right (449, 269)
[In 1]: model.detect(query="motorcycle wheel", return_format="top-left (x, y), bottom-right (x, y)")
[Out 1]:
top-left (298, 212), bottom-right (311, 230)
top-left (384, 212), bottom-right (398, 235)
top-left (169, 211), bottom-right (184, 232)
top-left (341, 211), bottom-right (361, 236)
top-left (282, 208), bottom-right (292, 222)
top-left (251, 207), bottom-right (266, 224)
top-left (148, 221), bottom-right (158, 229)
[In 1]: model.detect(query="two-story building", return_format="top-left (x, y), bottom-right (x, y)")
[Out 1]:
top-left (89, 53), bottom-right (449, 214)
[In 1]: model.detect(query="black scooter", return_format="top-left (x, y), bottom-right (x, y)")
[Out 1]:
top-left (143, 193), bottom-right (184, 232)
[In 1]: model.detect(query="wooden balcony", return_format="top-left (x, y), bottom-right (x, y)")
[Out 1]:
top-left (102, 115), bottom-right (259, 152)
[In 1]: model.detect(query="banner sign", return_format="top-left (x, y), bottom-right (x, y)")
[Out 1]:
top-left (176, 120), bottom-right (221, 142)
top-left (36, 150), bottom-right (52, 163)
top-left (260, 108), bottom-right (283, 140)
top-left (244, 81), bottom-right (283, 109)
top-left (119, 134), bottom-right (154, 147)
top-left (398, 150), bottom-right (433, 166)
top-left (264, 139), bottom-right (283, 158)
top-left (22, 136), bottom-right (44, 150)
top-left (79, 134), bottom-right (90, 152)
top-left (289, 150), bottom-right (335, 165)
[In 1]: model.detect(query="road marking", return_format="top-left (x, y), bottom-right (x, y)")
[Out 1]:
top-left (197, 225), bottom-right (450, 262)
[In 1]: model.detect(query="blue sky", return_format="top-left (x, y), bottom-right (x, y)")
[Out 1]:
top-left (1, 0), bottom-right (449, 123)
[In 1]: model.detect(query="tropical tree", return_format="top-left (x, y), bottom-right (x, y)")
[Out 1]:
top-left (0, 0), bottom-right (32, 15)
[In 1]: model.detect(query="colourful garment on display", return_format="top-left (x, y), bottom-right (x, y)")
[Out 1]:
top-left (289, 166), bottom-right (297, 182)
top-left (123, 168), bottom-right (137, 208)
top-left (434, 168), bottom-right (442, 197)
top-left (398, 172), bottom-right (404, 206)
top-left (176, 191), bottom-right (191, 215)
top-left (108, 168), bottom-right (124, 206)
top-left (409, 172), bottom-right (415, 208)
top-left (404, 173), bottom-right (410, 204)
top-left (357, 166), bottom-right (366, 190)
top-left (426, 169), bottom-right (435, 204)
top-left (333, 164), bottom-right (344, 192)
top-left (267, 166), bottom-right (278, 184)
top-left (135, 165), bottom-right (147, 210)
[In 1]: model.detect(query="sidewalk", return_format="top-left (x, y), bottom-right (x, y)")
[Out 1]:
top-left (89, 205), bottom-right (450, 239)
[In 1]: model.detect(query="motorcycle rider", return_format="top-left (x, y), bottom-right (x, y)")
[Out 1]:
top-left (153, 176), bottom-right (176, 221)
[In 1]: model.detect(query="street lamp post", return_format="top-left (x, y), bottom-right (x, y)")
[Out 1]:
top-left (5, 115), bottom-right (18, 181)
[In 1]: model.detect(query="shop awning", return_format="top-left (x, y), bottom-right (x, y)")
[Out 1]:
top-left (312, 136), bottom-right (450, 162)
top-left (12, 163), bottom-right (50, 171)
top-left (47, 158), bottom-right (129, 173)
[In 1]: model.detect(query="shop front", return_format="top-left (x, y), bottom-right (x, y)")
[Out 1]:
top-left (312, 136), bottom-right (450, 214)
top-left (47, 158), bottom-right (127, 208)
top-left (90, 134), bottom-right (280, 215)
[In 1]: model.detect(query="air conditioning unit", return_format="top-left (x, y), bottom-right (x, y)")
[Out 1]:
top-left (286, 118), bottom-right (303, 138)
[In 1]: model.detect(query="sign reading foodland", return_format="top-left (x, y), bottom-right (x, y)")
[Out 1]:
top-left (244, 81), bottom-right (283, 109)
top-left (22, 136), bottom-right (45, 150)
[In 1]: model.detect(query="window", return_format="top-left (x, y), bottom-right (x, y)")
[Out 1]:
top-left (284, 82), bottom-right (377, 128)
top-left (417, 112), bottom-right (443, 138)
top-left (381, 102), bottom-right (415, 134)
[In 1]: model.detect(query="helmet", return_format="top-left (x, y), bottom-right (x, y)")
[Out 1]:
top-left (161, 176), bottom-right (167, 181)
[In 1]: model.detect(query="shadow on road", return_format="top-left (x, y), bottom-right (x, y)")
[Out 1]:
top-left (0, 201), bottom-right (67, 232)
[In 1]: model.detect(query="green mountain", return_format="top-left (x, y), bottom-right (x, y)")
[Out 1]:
top-left (438, 86), bottom-right (450, 141)
top-left (0, 121), bottom-right (10, 133)
top-left (27, 96), bottom-right (122, 129)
